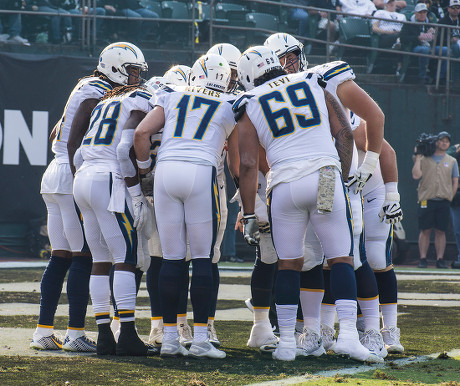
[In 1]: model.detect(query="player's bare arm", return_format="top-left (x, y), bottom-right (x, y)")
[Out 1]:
top-left (325, 89), bottom-right (353, 180)
top-left (226, 126), bottom-right (240, 183)
top-left (133, 106), bottom-right (165, 174)
top-left (67, 98), bottom-right (99, 175)
top-left (49, 122), bottom-right (59, 142)
top-left (336, 80), bottom-right (384, 155)
top-left (354, 121), bottom-right (398, 183)
top-left (238, 111), bottom-right (259, 215)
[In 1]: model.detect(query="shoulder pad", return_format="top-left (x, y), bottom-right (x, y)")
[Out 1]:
top-left (87, 79), bottom-right (113, 93)
top-left (232, 94), bottom-right (254, 122)
top-left (129, 90), bottom-right (152, 100)
top-left (308, 61), bottom-right (354, 82)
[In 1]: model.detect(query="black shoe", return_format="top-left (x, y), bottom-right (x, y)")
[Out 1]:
top-left (116, 321), bottom-right (159, 356)
top-left (451, 260), bottom-right (460, 269)
top-left (436, 259), bottom-right (448, 269)
top-left (97, 323), bottom-right (116, 355)
top-left (418, 259), bottom-right (428, 268)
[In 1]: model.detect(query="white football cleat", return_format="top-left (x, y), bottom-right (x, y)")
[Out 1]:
top-left (360, 329), bottom-right (388, 358)
top-left (334, 332), bottom-right (383, 363)
top-left (247, 322), bottom-right (279, 351)
top-left (178, 322), bottom-right (193, 347)
top-left (189, 340), bottom-right (226, 359)
top-left (110, 318), bottom-right (120, 343)
top-left (296, 328), bottom-right (326, 357)
top-left (381, 326), bottom-right (404, 354)
top-left (148, 323), bottom-right (164, 347)
top-left (272, 339), bottom-right (297, 361)
top-left (30, 333), bottom-right (63, 350)
top-left (245, 298), bottom-right (254, 313)
top-left (160, 338), bottom-right (189, 357)
top-left (207, 322), bottom-right (220, 347)
top-left (320, 324), bottom-right (336, 351)
top-left (62, 334), bottom-right (97, 353)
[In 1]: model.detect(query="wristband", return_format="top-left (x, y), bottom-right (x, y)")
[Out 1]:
top-left (362, 150), bottom-right (380, 170)
top-left (384, 182), bottom-right (398, 194)
top-left (136, 158), bottom-right (152, 170)
top-left (127, 184), bottom-right (142, 197)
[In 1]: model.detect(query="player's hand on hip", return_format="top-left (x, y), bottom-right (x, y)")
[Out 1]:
top-left (241, 213), bottom-right (260, 246)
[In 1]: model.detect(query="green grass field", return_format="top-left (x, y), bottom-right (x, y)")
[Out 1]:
top-left (0, 268), bottom-right (459, 385)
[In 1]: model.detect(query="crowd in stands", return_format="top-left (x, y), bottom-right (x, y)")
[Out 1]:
top-left (0, 0), bottom-right (459, 83)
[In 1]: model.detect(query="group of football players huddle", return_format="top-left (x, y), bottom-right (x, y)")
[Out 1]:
top-left (29, 32), bottom-right (404, 362)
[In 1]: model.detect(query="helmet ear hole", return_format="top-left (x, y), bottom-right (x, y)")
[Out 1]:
top-left (112, 66), bottom-right (118, 73)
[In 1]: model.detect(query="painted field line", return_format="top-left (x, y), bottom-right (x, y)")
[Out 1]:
top-left (248, 349), bottom-right (460, 386)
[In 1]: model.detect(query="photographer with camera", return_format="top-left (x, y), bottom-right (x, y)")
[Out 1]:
top-left (447, 142), bottom-right (460, 268)
top-left (412, 131), bottom-right (459, 268)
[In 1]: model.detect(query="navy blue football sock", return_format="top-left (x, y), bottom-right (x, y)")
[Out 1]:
top-left (300, 264), bottom-right (325, 290)
top-left (375, 268), bottom-right (398, 304)
top-left (146, 256), bottom-right (162, 317)
top-left (275, 269), bottom-right (300, 306)
top-left (190, 258), bottom-right (213, 324)
top-left (330, 263), bottom-right (357, 301)
top-left (177, 260), bottom-right (190, 315)
top-left (109, 265), bottom-right (118, 317)
top-left (322, 269), bottom-right (335, 305)
top-left (159, 259), bottom-right (187, 324)
top-left (67, 255), bottom-right (92, 329)
top-left (135, 268), bottom-right (143, 294)
top-left (208, 263), bottom-right (220, 318)
top-left (251, 258), bottom-right (276, 308)
top-left (38, 255), bottom-right (72, 326)
top-left (355, 261), bottom-right (379, 299)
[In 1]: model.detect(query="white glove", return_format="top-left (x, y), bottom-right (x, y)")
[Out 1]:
top-left (230, 189), bottom-right (242, 206)
top-left (379, 192), bottom-right (403, 224)
top-left (140, 170), bottom-right (153, 198)
top-left (136, 234), bottom-right (151, 272)
top-left (132, 194), bottom-right (152, 238)
top-left (347, 151), bottom-right (379, 194)
top-left (241, 213), bottom-right (260, 246)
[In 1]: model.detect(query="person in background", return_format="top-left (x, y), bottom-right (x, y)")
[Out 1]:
top-left (447, 142), bottom-right (460, 269)
top-left (412, 131), bottom-right (458, 269)
top-left (0, 0), bottom-right (30, 45)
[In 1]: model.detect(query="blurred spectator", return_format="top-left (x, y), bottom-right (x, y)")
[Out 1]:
top-left (430, 0), bottom-right (450, 18)
top-left (435, 0), bottom-right (460, 81)
top-left (0, 0), bottom-right (31, 45)
top-left (100, 1), bottom-right (159, 44)
top-left (286, 0), bottom-right (310, 39)
top-left (336, 0), bottom-right (377, 17)
top-left (307, 0), bottom-right (338, 54)
top-left (412, 1), bottom-right (438, 23)
top-left (400, 2), bottom-right (435, 83)
top-left (447, 142), bottom-right (460, 269)
top-left (367, 0), bottom-right (406, 73)
top-left (29, 0), bottom-right (73, 44)
top-left (373, 0), bottom-right (407, 10)
top-left (412, 131), bottom-right (458, 269)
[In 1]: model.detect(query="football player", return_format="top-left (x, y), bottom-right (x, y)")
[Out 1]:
top-left (265, 32), bottom-right (387, 359)
top-left (354, 121), bottom-right (404, 353)
top-left (31, 42), bottom-right (142, 353)
top-left (205, 42), bottom-right (242, 347)
top-left (134, 53), bottom-right (235, 359)
top-left (72, 43), bottom-right (157, 356)
top-left (235, 46), bottom-right (380, 363)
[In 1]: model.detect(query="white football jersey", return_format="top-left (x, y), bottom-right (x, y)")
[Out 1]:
top-left (233, 71), bottom-right (340, 172)
top-left (52, 77), bottom-right (112, 162)
top-left (154, 85), bottom-right (235, 168)
top-left (309, 61), bottom-right (360, 174)
top-left (80, 88), bottom-right (152, 172)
